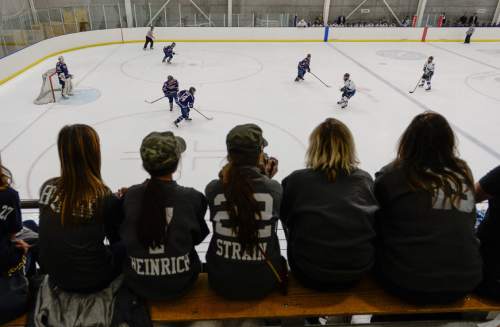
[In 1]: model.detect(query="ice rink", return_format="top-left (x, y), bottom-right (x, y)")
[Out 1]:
top-left (1, 41), bottom-right (500, 254)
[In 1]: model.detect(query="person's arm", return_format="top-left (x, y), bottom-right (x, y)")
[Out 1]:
top-left (103, 194), bottom-right (124, 244)
top-left (476, 166), bottom-right (500, 203)
top-left (475, 182), bottom-right (491, 203)
top-left (279, 176), bottom-right (292, 237)
top-left (192, 192), bottom-right (209, 245)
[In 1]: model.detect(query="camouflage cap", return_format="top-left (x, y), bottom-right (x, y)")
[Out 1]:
top-left (226, 123), bottom-right (268, 152)
top-left (140, 131), bottom-right (186, 172)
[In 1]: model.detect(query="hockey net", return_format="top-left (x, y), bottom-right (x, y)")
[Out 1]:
top-left (34, 68), bottom-right (61, 105)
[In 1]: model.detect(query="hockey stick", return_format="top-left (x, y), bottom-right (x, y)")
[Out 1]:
top-left (145, 96), bottom-right (165, 104)
top-left (309, 72), bottom-right (331, 88)
top-left (409, 78), bottom-right (422, 94)
top-left (192, 107), bottom-right (213, 120)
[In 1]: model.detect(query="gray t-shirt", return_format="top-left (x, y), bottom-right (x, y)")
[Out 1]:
top-left (205, 167), bottom-right (283, 299)
top-left (281, 168), bottom-right (377, 284)
top-left (374, 163), bottom-right (482, 293)
top-left (121, 180), bottom-right (209, 300)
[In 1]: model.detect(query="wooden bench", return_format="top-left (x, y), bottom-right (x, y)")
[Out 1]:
top-left (5, 274), bottom-right (500, 326)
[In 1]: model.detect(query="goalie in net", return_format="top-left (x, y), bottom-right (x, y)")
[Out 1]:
top-left (34, 56), bottom-right (74, 105)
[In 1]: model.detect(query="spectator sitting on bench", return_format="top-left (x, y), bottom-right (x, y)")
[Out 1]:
top-left (120, 131), bottom-right (209, 300)
top-left (281, 118), bottom-right (377, 291)
top-left (475, 165), bottom-right (500, 300)
top-left (38, 124), bottom-right (125, 294)
top-left (0, 156), bottom-right (34, 324)
top-left (205, 124), bottom-right (286, 300)
top-left (373, 112), bottom-right (482, 304)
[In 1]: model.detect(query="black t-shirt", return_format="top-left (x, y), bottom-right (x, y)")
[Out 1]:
top-left (477, 166), bottom-right (500, 279)
top-left (374, 163), bottom-right (482, 293)
top-left (38, 178), bottom-right (124, 293)
top-left (121, 180), bottom-right (209, 300)
top-left (205, 167), bottom-right (283, 300)
top-left (281, 168), bottom-right (377, 283)
top-left (0, 187), bottom-right (23, 273)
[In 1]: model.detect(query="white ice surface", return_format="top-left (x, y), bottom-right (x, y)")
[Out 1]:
top-left (1, 42), bottom-right (500, 256)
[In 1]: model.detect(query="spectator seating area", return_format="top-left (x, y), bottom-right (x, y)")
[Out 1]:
top-left (5, 274), bottom-right (500, 326)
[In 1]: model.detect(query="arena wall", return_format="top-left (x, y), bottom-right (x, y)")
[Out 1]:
top-left (1, 27), bottom-right (499, 85)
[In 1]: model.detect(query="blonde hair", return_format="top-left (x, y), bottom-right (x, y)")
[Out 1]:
top-left (0, 154), bottom-right (12, 190)
top-left (306, 118), bottom-right (359, 182)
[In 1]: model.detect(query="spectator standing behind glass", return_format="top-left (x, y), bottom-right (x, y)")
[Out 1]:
top-left (38, 124), bottom-right (124, 293)
top-left (205, 124), bottom-right (285, 300)
top-left (465, 25), bottom-right (475, 44)
top-left (459, 14), bottom-right (468, 26)
top-left (374, 112), bottom-right (482, 304)
top-left (402, 16), bottom-right (410, 27)
top-left (469, 14), bottom-right (478, 26)
top-left (475, 166), bottom-right (500, 300)
top-left (281, 118), bottom-right (377, 291)
top-left (143, 26), bottom-right (155, 50)
top-left (297, 19), bottom-right (308, 28)
top-left (120, 131), bottom-right (209, 300)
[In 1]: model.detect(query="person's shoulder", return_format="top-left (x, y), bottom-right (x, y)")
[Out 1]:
top-left (0, 186), bottom-right (19, 201)
top-left (374, 162), bottom-right (400, 181)
top-left (258, 175), bottom-right (282, 194)
top-left (351, 168), bottom-right (374, 181)
top-left (284, 168), bottom-right (315, 181)
top-left (39, 177), bottom-right (59, 192)
top-left (480, 165), bottom-right (500, 186)
top-left (176, 184), bottom-right (204, 199)
top-left (204, 179), bottom-right (222, 196)
top-left (123, 183), bottom-right (145, 198)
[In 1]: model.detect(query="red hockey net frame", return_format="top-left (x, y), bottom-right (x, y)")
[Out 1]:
top-left (34, 69), bottom-right (60, 105)
top-left (47, 71), bottom-right (58, 103)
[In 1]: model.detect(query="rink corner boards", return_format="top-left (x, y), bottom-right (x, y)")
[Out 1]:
top-left (1, 37), bottom-right (500, 86)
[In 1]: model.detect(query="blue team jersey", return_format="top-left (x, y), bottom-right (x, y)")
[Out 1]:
top-left (163, 79), bottom-right (179, 95)
top-left (298, 58), bottom-right (310, 70)
top-left (177, 90), bottom-right (194, 108)
top-left (56, 62), bottom-right (69, 78)
top-left (163, 45), bottom-right (174, 56)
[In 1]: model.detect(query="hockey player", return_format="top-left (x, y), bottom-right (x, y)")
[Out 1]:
top-left (162, 42), bottom-right (176, 63)
top-left (337, 73), bottom-right (356, 109)
top-left (295, 54), bottom-right (311, 82)
top-left (162, 75), bottom-right (179, 111)
top-left (173, 87), bottom-right (196, 128)
top-left (56, 56), bottom-right (73, 98)
top-left (419, 56), bottom-right (435, 91)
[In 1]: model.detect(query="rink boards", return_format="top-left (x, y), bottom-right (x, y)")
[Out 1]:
top-left (1, 27), bottom-right (500, 85)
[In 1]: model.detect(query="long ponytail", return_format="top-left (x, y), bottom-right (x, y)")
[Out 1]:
top-left (221, 150), bottom-right (262, 253)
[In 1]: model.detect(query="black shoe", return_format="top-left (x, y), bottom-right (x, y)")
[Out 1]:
top-left (173, 121), bottom-right (179, 128)
top-left (186, 118), bottom-right (192, 121)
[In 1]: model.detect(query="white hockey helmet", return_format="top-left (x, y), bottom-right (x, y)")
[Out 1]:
top-left (58, 56), bottom-right (64, 62)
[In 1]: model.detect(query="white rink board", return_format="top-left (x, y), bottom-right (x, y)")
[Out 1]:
top-left (2, 27), bottom-right (500, 84)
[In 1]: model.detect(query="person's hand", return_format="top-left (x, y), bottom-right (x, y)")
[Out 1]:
top-left (260, 154), bottom-right (279, 178)
top-left (14, 240), bottom-right (31, 254)
top-left (116, 187), bottom-right (129, 199)
top-left (265, 157), bottom-right (279, 178)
